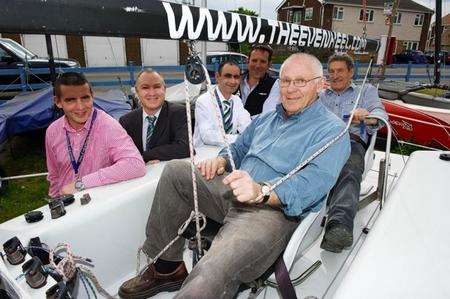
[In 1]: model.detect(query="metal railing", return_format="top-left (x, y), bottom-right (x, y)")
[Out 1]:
top-left (0, 62), bottom-right (448, 92)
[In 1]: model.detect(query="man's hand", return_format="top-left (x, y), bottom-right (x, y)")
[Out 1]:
top-left (196, 157), bottom-right (227, 180)
top-left (351, 108), bottom-right (377, 125)
top-left (60, 182), bottom-right (76, 195)
top-left (222, 170), bottom-right (262, 204)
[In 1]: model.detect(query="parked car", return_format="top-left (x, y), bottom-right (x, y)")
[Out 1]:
top-left (424, 50), bottom-right (450, 65)
top-left (392, 50), bottom-right (429, 64)
top-left (206, 51), bottom-right (279, 78)
top-left (0, 38), bottom-right (79, 93)
top-left (206, 51), bottom-right (247, 67)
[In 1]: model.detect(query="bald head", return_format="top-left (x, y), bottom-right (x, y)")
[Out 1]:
top-left (135, 69), bottom-right (166, 115)
top-left (279, 53), bottom-right (324, 116)
top-left (280, 53), bottom-right (323, 78)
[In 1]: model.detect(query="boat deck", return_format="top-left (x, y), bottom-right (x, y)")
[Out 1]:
top-left (0, 149), bottom-right (408, 298)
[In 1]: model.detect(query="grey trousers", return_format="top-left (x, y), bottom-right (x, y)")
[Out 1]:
top-left (142, 160), bottom-right (299, 299)
top-left (327, 141), bottom-right (366, 231)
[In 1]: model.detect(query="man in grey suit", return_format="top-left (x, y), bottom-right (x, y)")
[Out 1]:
top-left (119, 69), bottom-right (189, 163)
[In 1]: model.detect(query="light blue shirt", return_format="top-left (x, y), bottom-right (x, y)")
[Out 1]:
top-left (319, 83), bottom-right (388, 143)
top-left (219, 101), bottom-right (351, 217)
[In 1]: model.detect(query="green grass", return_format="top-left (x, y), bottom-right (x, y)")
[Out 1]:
top-left (415, 88), bottom-right (448, 97)
top-left (0, 132), bottom-right (49, 223)
top-left (391, 143), bottom-right (425, 156)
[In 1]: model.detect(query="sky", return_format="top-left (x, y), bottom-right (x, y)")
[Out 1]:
top-left (201, 0), bottom-right (449, 21)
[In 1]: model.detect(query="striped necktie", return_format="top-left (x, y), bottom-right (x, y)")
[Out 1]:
top-left (222, 100), bottom-right (233, 134)
top-left (146, 115), bottom-right (157, 149)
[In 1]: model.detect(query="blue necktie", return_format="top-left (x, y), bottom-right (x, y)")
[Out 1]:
top-left (146, 115), bottom-right (157, 150)
top-left (222, 100), bottom-right (233, 134)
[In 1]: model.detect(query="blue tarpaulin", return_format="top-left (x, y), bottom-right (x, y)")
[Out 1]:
top-left (0, 87), bottom-right (131, 145)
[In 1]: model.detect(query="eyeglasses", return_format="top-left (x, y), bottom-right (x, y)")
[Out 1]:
top-left (279, 76), bottom-right (322, 88)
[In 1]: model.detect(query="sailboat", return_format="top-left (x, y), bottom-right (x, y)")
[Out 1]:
top-left (0, 1), bottom-right (449, 298)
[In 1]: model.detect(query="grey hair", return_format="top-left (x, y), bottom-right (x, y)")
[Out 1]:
top-left (279, 53), bottom-right (323, 78)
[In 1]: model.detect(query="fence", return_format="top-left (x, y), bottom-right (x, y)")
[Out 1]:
top-left (0, 62), bottom-right (448, 92)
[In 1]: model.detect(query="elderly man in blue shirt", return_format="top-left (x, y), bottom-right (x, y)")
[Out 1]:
top-left (319, 53), bottom-right (388, 253)
top-left (119, 53), bottom-right (350, 299)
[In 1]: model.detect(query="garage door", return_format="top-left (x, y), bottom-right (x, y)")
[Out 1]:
top-left (22, 34), bottom-right (68, 58)
top-left (141, 39), bottom-right (178, 66)
top-left (84, 36), bottom-right (126, 67)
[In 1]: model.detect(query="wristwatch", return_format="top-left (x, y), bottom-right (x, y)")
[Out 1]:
top-left (74, 179), bottom-right (85, 192)
top-left (259, 182), bottom-right (271, 204)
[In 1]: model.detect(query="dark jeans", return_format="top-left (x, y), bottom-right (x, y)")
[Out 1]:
top-left (142, 160), bottom-right (299, 299)
top-left (327, 141), bottom-right (366, 231)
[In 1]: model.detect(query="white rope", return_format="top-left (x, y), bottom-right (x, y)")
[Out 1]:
top-left (49, 243), bottom-right (116, 298)
top-left (183, 71), bottom-right (204, 255)
top-left (49, 243), bottom-right (81, 282)
top-left (138, 211), bottom-right (206, 274)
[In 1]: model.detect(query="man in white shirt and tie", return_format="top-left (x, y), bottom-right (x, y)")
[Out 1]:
top-left (194, 60), bottom-right (251, 148)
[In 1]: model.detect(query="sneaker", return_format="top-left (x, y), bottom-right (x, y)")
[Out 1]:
top-left (320, 223), bottom-right (353, 253)
top-left (118, 262), bottom-right (188, 299)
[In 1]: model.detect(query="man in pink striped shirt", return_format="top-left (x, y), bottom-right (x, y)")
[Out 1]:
top-left (45, 72), bottom-right (146, 198)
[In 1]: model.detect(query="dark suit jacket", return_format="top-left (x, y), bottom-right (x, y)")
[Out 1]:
top-left (119, 101), bottom-right (189, 162)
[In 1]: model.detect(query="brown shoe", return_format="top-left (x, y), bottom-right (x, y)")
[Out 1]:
top-left (118, 262), bottom-right (188, 298)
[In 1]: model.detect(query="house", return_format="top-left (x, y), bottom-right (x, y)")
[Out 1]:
top-left (276, 0), bottom-right (434, 53)
top-left (427, 13), bottom-right (450, 51)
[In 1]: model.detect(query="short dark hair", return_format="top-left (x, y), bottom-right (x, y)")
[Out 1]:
top-left (54, 72), bottom-right (92, 97)
top-left (328, 53), bottom-right (354, 70)
top-left (249, 44), bottom-right (273, 62)
top-left (217, 60), bottom-right (240, 74)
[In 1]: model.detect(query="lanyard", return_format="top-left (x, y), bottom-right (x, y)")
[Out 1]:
top-left (65, 109), bottom-right (98, 177)
top-left (214, 89), bottom-right (233, 129)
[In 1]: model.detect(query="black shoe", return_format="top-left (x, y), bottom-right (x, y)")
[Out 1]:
top-left (320, 223), bottom-right (353, 253)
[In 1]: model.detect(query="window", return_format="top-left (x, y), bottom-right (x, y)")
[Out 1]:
top-left (359, 9), bottom-right (374, 22)
top-left (333, 6), bottom-right (344, 20)
top-left (305, 7), bottom-right (313, 21)
top-left (393, 12), bottom-right (402, 24)
top-left (414, 14), bottom-right (424, 26)
top-left (292, 10), bottom-right (302, 23)
top-left (404, 41), bottom-right (419, 50)
top-left (0, 47), bottom-right (11, 61)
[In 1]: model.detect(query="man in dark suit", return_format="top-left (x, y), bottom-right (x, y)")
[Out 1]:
top-left (119, 69), bottom-right (189, 163)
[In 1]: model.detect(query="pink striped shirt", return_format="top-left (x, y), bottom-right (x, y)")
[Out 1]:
top-left (45, 108), bottom-right (146, 197)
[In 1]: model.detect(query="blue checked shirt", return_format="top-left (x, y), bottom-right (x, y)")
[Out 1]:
top-left (219, 101), bottom-right (351, 217)
top-left (319, 83), bottom-right (388, 144)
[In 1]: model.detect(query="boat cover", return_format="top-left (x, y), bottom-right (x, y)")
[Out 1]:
top-left (0, 87), bottom-right (131, 145)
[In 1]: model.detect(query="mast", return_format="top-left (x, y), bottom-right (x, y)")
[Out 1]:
top-left (380, 0), bottom-right (399, 77)
top-left (45, 34), bottom-right (56, 85)
top-left (434, 0), bottom-right (442, 86)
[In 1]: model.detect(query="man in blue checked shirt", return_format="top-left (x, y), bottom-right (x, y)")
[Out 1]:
top-left (319, 53), bottom-right (388, 253)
